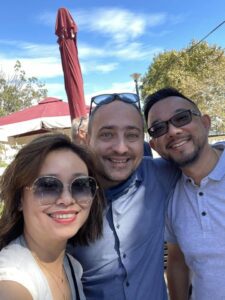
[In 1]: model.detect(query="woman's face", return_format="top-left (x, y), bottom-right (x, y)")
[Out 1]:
top-left (22, 148), bottom-right (93, 247)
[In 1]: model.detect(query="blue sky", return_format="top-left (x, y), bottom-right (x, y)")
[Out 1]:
top-left (0, 0), bottom-right (224, 105)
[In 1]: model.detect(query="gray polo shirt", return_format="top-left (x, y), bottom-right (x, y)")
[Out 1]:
top-left (165, 144), bottom-right (225, 299)
top-left (74, 157), bottom-right (179, 300)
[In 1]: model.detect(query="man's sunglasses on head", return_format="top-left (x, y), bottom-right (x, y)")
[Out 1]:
top-left (89, 93), bottom-right (140, 116)
top-left (26, 175), bottom-right (98, 207)
top-left (148, 109), bottom-right (201, 138)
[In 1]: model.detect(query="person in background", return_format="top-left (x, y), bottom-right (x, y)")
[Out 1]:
top-left (144, 87), bottom-right (225, 300)
top-left (72, 93), bottom-right (180, 300)
top-left (71, 117), bottom-right (89, 145)
top-left (0, 133), bottom-right (104, 300)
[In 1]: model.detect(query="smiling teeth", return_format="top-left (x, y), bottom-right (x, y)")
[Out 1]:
top-left (51, 213), bottom-right (75, 219)
top-left (171, 140), bottom-right (187, 148)
top-left (111, 159), bottom-right (128, 163)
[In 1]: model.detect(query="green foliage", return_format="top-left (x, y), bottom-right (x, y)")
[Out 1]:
top-left (0, 202), bottom-right (3, 216)
top-left (141, 41), bottom-right (225, 132)
top-left (0, 60), bottom-right (48, 116)
top-left (0, 161), bottom-right (7, 168)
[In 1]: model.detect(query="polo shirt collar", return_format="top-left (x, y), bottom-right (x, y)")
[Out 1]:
top-left (182, 142), bottom-right (225, 184)
top-left (209, 143), bottom-right (225, 181)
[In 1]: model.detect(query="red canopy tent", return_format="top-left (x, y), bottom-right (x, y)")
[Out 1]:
top-left (0, 97), bottom-right (89, 144)
top-left (55, 7), bottom-right (87, 120)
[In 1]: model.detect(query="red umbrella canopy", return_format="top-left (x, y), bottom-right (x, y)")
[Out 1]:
top-left (55, 7), bottom-right (87, 120)
top-left (0, 97), bottom-right (73, 144)
top-left (0, 97), bottom-right (90, 145)
top-left (0, 97), bottom-right (70, 126)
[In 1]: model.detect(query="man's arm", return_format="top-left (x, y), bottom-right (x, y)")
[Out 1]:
top-left (166, 243), bottom-right (190, 300)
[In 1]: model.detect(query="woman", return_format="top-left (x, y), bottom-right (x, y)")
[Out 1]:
top-left (0, 133), bottom-right (104, 300)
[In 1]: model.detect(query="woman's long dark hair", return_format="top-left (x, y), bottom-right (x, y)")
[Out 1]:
top-left (0, 133), bottom-right (105, 250)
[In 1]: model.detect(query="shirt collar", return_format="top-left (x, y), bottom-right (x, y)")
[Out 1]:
top-left (209, 144), bottom-right (225, 181)
top-left (105, 165), bottom-right (142, 201)
top-left (183, 142), bottom-right (225, 183)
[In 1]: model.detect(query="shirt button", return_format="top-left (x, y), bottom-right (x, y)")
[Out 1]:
top-left (126, 282), bottom-right (130, 287)
top-left (116, 224), bottom-right (120, 229)
top-left (201, 211), bottom-right (207, 216)
top-left (123, 253), bottom-right (126, 258)
top-left (199, 192), bottom-right (204, 196)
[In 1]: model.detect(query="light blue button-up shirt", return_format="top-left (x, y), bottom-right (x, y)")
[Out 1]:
top-left (74, 157), bottom-right (179, 300)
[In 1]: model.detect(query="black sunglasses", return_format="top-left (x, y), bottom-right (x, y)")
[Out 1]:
top-left (89, 93), bottom-right (140, 115)
top-left (148, 109), bottom-right (201, 138)
top-left (26, 176), bottom-right (98, 206)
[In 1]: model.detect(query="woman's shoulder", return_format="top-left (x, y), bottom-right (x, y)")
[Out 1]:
top-left (0, 235), bottom-right (35, 282)
top-left (0, 236), bottom-right (29, 265)
top-left (0, 281), bottom-right (33, 300)
top-left (0, 236), bottom-right (51, 300)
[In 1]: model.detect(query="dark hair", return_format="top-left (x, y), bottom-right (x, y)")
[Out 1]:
top-left (143, 87), bottom-right (199, 123)
top-left (0, 133), bottom-right (105, 249)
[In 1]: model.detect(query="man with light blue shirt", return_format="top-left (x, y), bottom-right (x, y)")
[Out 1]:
top-left (73, 93), bottom-right (179, 300)
top-left (144, 87), bottom-right (225, 300)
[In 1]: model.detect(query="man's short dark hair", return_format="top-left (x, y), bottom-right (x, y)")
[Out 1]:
top-left (143, 87), bottom-right (198, 123)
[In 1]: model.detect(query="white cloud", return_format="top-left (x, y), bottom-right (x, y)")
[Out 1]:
top-left (0, 36), bottom-right (161, 93)
top-left (73, 8), bottom-right (167, 43)
top-left (82, 61), bottom-right (118, 74)
top-left (0, 7), bottom-right (169, 79)
top-left (110, 43), bottom-right (162, 60)
top-left (0, 40), bottom-right (59, 58)
top-left (21, 43), bottom-right (59, 58)
top-left (84, 80), bottom-right (137, 105)
top-left (78, 44), bottom-right (106, 59)
top-left (1, 39), bottom-right (161, 80)
top-left (1, 6), bottom-right (181, 101)
top-left (0, 54), bottom-right (67, 100)
top-left (79, 42), bottom-right (162, 62)
top-left (110, 80), bottom-right (138, 95)
top-left (95, 63), bottom-right (118, 73)
top-left (38, 7), bottom-right (169, 44)
top-left (22, 58), bottom-right (62, 78)
top-left (0, 56), bottom-right (62, 79)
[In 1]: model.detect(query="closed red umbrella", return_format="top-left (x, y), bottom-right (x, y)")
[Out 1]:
top-left (55, 7), bottom-right (87, 120)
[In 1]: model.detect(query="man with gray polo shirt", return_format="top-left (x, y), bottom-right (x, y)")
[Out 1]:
top-left (144, 87), bottom-right (225, 300)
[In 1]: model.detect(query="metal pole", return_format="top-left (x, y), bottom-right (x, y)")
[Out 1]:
top-left (130, 73), bottom-right (141, 99)
top-left (134, 79), bottom-right (140, 99)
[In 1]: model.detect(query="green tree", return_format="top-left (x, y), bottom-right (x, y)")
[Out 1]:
top-left (141, 41), bottom-right (225, 132)
top-left (0, 202), bottom-right (3, 215)
top-left (0, 60), bottom-right (48, 116)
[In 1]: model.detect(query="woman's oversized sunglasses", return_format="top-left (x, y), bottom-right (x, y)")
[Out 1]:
top-left (26, 175), bottom-right (98, 206)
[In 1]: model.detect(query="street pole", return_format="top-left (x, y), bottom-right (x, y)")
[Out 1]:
top-left (130, 73), bottom-right (141, 99)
